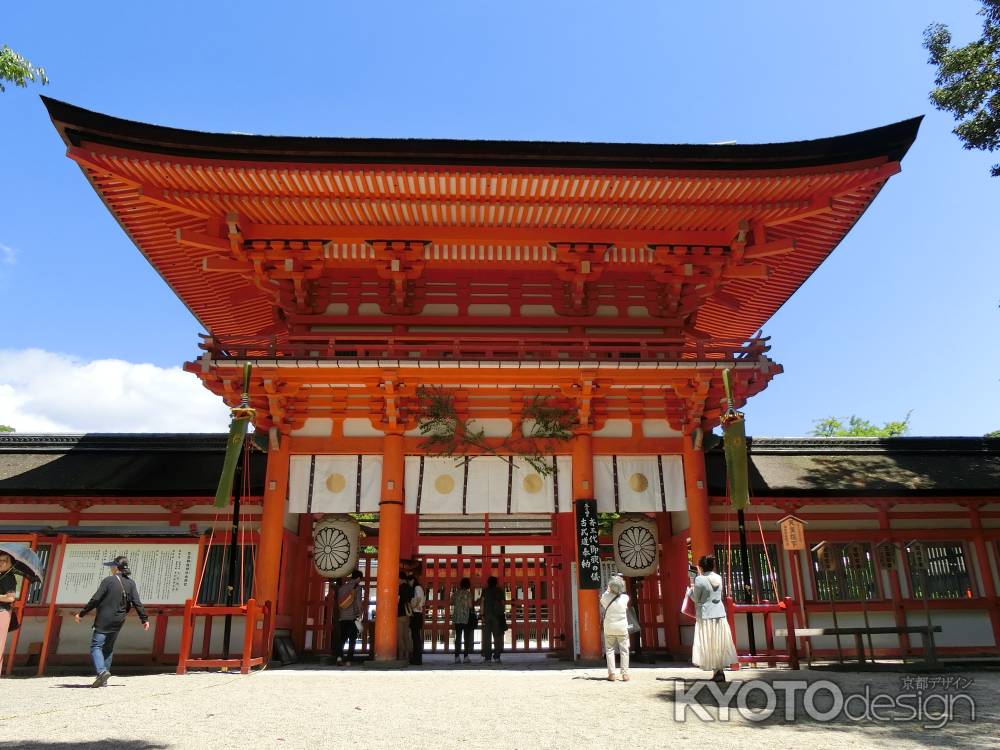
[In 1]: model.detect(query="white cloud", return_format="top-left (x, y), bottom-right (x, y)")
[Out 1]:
top-left (0, 243), bottom-right (16, 266)
top-left (0, 349), bottom-right (232, 433)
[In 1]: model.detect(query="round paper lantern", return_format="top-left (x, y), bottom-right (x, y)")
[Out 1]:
top-left (612, 514), bottom-right (658, 577)
top-left (312, 515), bottom-right (360, 578)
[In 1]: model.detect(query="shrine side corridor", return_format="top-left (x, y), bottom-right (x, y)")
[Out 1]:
top-left (1, 663), bottom-right (996, 749)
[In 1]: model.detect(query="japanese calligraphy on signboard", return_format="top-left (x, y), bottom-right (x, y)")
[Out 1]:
top-left (876, 542), bottom-right (897, 571)
top-left (814, 542), bottom-right (837, 572)
top-left (777, 515), bottom-right (806, 551)
top-left (844, 542), bottom-right (866, 570)
top-left (908, 541), bottom-right (927, 571)
top-left (575, 499), bottom-right (601, 589)
top-left (56, 543), bottom-right (199, 605)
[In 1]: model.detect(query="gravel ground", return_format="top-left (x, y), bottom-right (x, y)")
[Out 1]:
top-left (0, 658), bottom-right (996, 749)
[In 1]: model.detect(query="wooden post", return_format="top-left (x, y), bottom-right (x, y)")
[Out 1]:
top-left (681, 437), bottom-right (713, 563)
top-left (177, 598), bottom-right (193, 675)
top-left (256, 432), bottom-right (290, 656)
top-left (37, 534), bottom-right (68, 677)
top-left (374, 431), bottom-right (404, 660)
top-left (573, 431), bottom-right (602, 660)
top-left (241, 599), bottom-right (257, 674)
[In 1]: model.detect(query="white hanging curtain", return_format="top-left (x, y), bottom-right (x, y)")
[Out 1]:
top-left (593, 455), bottom-right (686, 512)
top-left (288, 455), bottom-right (383, 513)
top-left (405, 456), bottom-right (571, 515)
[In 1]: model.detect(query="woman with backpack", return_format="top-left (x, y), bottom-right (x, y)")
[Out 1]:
top-left (451, 577), bottom-right (475, 664)
top-left (599, 574), bottom-right (630, 681)
top-left (335, 570), bottom-right (364, 666)
top-left (689, 554), bottom-right (738, 682)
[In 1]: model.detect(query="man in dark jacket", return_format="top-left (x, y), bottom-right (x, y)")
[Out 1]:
top-left (74, 555), bottom-right (149, 687)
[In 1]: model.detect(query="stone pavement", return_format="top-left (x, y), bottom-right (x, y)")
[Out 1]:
top-left (0, 656), bottom-right (996, 749)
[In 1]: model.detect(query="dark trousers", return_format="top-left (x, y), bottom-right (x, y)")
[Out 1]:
top-left (337, 620), bottom-right (359, 661)
top-left (454, 622), bottom-right (474, 656)
top-left (481, 617), bottom-right (504, 660)
top-left (90, 629), bottom-right (120, 675)
top-left (409, 613), bottom-right (424, 664)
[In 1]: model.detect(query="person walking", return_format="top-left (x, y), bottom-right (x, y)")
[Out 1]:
top-left (689, 554), bottom-right (738, 682)
top-left (600, 574), bottom-right (631, 682)
top-left (0, 551), bottom-right (18, 668)
top-left (408, 571), bottom-right (426, 665)
top-left (451, 577), bottom-right (475, 664)
top-left (479, 576), bottom-right (505, 664)
top-left (397, 570), bottom-right (414, 662)
top-left (335, 570), bottom-right (364, 665)
top-left (74, 555), bottom-right (149, 687)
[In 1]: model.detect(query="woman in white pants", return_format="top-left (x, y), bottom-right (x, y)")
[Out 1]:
top-left (600, 575), bottom-right (630, 682)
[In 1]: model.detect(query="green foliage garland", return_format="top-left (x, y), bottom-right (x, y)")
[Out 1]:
top-left (416, 386), bottom-right (574, 476)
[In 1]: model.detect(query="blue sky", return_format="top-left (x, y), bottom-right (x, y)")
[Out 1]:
top-left (1, 1), bottom-right (997, 435)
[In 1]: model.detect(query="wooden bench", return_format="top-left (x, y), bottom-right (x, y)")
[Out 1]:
top-left (774, 626), bottom-right (943, 666)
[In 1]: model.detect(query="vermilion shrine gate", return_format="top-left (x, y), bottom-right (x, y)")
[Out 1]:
top-left (37, 98), bottom-right (922, 664)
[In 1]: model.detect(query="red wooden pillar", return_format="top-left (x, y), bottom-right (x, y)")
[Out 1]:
top-left (289, 516), bottom-right (311, 653)
top-left (573, 432), bottom-right (602, 660)
top-left (374, 431), bottom-right (404, 660)
top-left (682, 437), bottom-right (713, 563)
top-left (256, 432), bottom-right (290, 656)
top-left (656, 511), bottom-right (682, 654)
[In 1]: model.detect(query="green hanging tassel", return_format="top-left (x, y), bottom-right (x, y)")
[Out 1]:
top-left (721, 368), bottom-right (750, 511)
top-left (214, 363), bottom-right (255, 508)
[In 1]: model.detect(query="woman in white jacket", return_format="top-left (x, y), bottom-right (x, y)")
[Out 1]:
top-left (599, 574), bottom-right (630, 682)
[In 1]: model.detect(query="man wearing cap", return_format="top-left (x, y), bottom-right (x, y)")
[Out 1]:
top-left (74, 555), bottom-right (149, 688)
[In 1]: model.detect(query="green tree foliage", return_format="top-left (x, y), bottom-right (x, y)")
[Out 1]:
top-left (0, 425), bottom-right (13, 433)
top-left (0, 45), bottom-right (48, 92)
top-left (924, 1), bottom-right (1000, 175)
top-left (986, 429), bottom-right (1000, 438)
top-left (811, 412), bottom-right (912, 437)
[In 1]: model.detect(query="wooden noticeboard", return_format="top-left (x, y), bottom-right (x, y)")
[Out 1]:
top-left (844, 542), bottom-right (866, 570)
top-left (814, 542), bottom-right (837, 572)
top-left (575, 499), bottom-right (601, 589)
top-left (56, 542), bottom-right (200, 605)
top-left (876, 542), bottom-right (897, 571)
top-left (778, 515), bottom-right (806, 551)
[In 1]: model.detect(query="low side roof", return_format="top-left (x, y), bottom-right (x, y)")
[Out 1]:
top-left (2, 434), bottom-right (998, 499)
top-left (0, 434), bottom-right (266, 497)
top-left (706, 437), bottom-right (1000, 497)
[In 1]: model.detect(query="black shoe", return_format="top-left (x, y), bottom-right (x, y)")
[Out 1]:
top-left (91, 671), bottom-right (110, 688)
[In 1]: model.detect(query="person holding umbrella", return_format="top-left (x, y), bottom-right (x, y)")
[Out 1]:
top-left (0, 542), bottom-right (44, 670)
top-left (74, 555), bottom-right (149, 688)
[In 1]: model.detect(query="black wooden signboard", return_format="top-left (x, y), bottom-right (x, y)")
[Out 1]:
top-left (575, 499), bottom-right (601, 589)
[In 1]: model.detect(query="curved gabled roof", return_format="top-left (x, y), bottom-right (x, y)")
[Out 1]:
top-left (44, 96), bottom-right (920, 170)
top-left (44, 97), bottom-right (920, 348)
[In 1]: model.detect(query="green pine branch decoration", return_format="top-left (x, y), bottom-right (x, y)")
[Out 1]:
top-left (416, 387), bottom-right (575, 476)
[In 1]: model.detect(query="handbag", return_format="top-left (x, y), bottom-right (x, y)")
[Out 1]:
top-left (7, 608), bottom-right (19, 632)
top-left (680, 588), bottom-right (697, 620)
top-left (626, 605), bottom-right (640, 634)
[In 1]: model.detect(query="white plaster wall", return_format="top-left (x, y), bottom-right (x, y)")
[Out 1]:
top-left (342, 418), bottom-right (383, 437)
top-left (905, 610), bottom-right (995, 648)
top-left (291, 418), bottom-right (333, 437)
